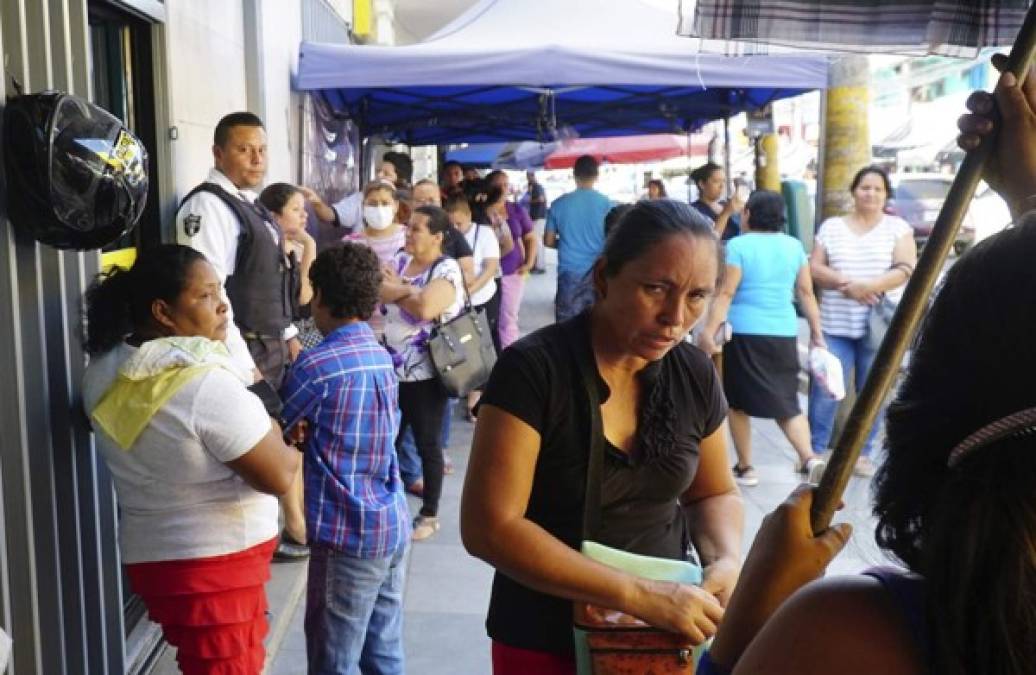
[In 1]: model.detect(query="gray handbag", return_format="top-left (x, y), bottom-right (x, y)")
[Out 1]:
top-left (866, 294), bottom-right (897, 352)
top-left (426, 256), bottom-right (498, 397)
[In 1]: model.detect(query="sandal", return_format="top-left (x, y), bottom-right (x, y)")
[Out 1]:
top-left (412, 515), bottom-right (441, 542)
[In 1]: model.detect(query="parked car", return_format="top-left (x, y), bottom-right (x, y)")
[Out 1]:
top-left (889, 173), bottom-right (1010, 255)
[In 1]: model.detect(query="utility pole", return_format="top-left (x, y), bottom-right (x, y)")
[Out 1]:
top-left (755, 133), bottom-right (780, 191)
top-left (820, 56), bottom-right (872, 220)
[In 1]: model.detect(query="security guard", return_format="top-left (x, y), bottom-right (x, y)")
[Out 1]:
top-left (176, 111), bottom-right (296, 388)
top-left (177, 111), bottom-right (309, 560)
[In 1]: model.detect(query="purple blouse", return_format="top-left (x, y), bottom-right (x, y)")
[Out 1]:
top-left (499, 201), bottom-right (534, 275)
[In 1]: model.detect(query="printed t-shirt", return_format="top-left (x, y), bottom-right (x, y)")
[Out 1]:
top-left (381, 254), bottom-right (464, 382)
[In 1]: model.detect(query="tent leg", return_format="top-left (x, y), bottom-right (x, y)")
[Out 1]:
top-left (810, 2), bottom-right (1036, 534)
top-left (723, 115), bottom-right (733, 196)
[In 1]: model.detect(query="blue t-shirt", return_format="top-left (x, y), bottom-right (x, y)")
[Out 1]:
top-left (725, 232), bottom-right (807, 338)
top-left (544, 188), bottom-right (612, 275)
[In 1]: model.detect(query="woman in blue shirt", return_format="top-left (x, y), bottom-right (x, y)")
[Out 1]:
top-left (699, 191), bottom-right (826, 486)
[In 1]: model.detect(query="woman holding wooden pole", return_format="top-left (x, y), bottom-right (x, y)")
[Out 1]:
top-left (694, 60), bottom-right (1036, 675)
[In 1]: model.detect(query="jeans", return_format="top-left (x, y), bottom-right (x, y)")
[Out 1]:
top-left (808, 332), bottom-right (883, 457)
top-left (397, 379), bottom-right (448, 516)
top-left (555, 270), bottom-right (594, 323)
top-left (397, 430), bottom-right (422, 487)
top-left (398, 398), bottom-right (456, 487)
top-left (305, 544), bottom-right (407, 675)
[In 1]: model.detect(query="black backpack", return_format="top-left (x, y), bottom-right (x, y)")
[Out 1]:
top-left (3, 91), bottom-right (148, 250)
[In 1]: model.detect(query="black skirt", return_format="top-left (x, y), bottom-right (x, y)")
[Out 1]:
top-left (722, 334), bottom-right (801, 419)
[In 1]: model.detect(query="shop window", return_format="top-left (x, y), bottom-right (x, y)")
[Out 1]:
top-left (87, 1), bottom-right (162, 634)
top-left (89, 3), bottom-right (161, 254)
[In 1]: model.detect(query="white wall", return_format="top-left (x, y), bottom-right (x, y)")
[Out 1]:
top-left (163, 0), bottom-right (305, 198)
top-left (165, 1), bottom-right (249, 196)
top-left (258, 0), bottom-right (303, 184)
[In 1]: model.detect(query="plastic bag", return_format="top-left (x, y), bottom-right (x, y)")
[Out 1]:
top-left (809, 347), bottom-right (846, 401)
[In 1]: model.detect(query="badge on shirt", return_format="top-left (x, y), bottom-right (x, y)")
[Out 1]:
top-left (183, 214), bottom-right (201, 237)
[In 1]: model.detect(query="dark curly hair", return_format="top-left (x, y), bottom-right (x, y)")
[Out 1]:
top-left (875, 217), bottom-right (1036, 674)
top-left (309, 242), bottom-right (382, 321)
top-left (82, 244), bottom-right (207, 355)
top-left (599, 199), bottom-right (723, 463)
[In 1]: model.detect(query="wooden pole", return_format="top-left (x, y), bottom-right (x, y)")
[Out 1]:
top-left (811, 2), bottom-right (1036, 534)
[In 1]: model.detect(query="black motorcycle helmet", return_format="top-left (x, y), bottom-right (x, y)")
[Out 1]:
top-left (3, 91), bottom-right (148, 250)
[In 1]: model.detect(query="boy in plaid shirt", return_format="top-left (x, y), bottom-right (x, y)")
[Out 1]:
top-left (281, 242), bottom-right (409, 674)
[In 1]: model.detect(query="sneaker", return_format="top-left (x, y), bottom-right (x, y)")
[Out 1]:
top-left (799, 457), bottom-right (827, 484)
top-left (405, 479), bottom-right (424, 497)
top-left (273, 530), bottom-right (310, 561)
top-left (731, 464), bottom-right (759, 487)
top-left (412, 515), bottom-right (440, 542)
top-left (443, 456), bottom-right (455, 475)
top-left (854, 456), bottom-right (877, 478)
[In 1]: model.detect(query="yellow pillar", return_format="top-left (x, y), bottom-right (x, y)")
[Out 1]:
top-left (755, 133), bottom-right (780, 192)
top-left (821, 56), bottom-right (871, 220)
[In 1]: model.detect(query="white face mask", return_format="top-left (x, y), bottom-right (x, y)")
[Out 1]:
top-left (363, 205), bottom-right (395, 231)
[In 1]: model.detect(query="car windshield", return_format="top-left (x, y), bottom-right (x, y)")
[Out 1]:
top-left (896, 180), bottom-right (949, 201)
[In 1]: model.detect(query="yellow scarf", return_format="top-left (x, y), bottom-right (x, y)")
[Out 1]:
top-left (90, 336), bottom-right (244, 450)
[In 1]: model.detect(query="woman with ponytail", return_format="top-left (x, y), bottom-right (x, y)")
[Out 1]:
top-left (461, 200), bottom-right (744, 673)
top-left (81, 244), bottom-right (298, 675)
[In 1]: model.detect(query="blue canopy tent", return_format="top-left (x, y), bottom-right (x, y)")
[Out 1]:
top-left (295, 0), bottom-right (830, 146)
top-left (444, 142), bottom-right (511, 168)
top-left (446, 141), bottom-right (556, 169)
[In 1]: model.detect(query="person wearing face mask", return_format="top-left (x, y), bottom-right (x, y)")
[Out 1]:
top-left (305, 152), bottom-right (415, 233)
top-left (345, 182), bottom-right (407, 335)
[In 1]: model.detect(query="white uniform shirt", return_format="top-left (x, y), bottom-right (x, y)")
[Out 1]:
top-left (176, 168), bottom-right (296, 374)
top-left (331, 191), bottom-right (363, 233)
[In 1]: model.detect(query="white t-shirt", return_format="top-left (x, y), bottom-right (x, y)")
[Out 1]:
top-left (82, 343), bottom-right (278, 564)
top-left (815, 215), bottom-right (912, 338)
top-left (331, 191), bottom-right (363, 233)
top-left (382, 254), bottom-right (464, 382)
top-left (461, 224), bottom-right (501, 306)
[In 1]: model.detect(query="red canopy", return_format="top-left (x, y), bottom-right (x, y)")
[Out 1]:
top-left (543, 133), bottom-right (710, 169)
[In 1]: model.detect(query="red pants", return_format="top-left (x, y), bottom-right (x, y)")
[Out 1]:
top-left (492, 641), bottom-right (576, 675)
top-left (126, 538), bottom-right (276, 675)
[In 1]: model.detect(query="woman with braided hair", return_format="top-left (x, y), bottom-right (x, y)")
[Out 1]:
top-left (461, 199), bottom-right (744, 674)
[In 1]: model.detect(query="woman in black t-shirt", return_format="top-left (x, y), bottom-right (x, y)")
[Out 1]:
top-left (461, 200), bottom-right (745, 673)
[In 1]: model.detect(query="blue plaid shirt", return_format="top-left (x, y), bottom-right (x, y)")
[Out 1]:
top-left (281, 322), bottom-right (409, 558)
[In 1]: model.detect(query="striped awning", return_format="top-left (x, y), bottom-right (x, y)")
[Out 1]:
top-left (678, 1), bottom-right (1031, 57)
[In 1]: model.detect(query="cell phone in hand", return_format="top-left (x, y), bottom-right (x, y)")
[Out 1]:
top-left (735, 184), bottom-right (751, 203)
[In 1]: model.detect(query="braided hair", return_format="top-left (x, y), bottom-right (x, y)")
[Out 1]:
top-left (600, 199), bottom-right (722, 463)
